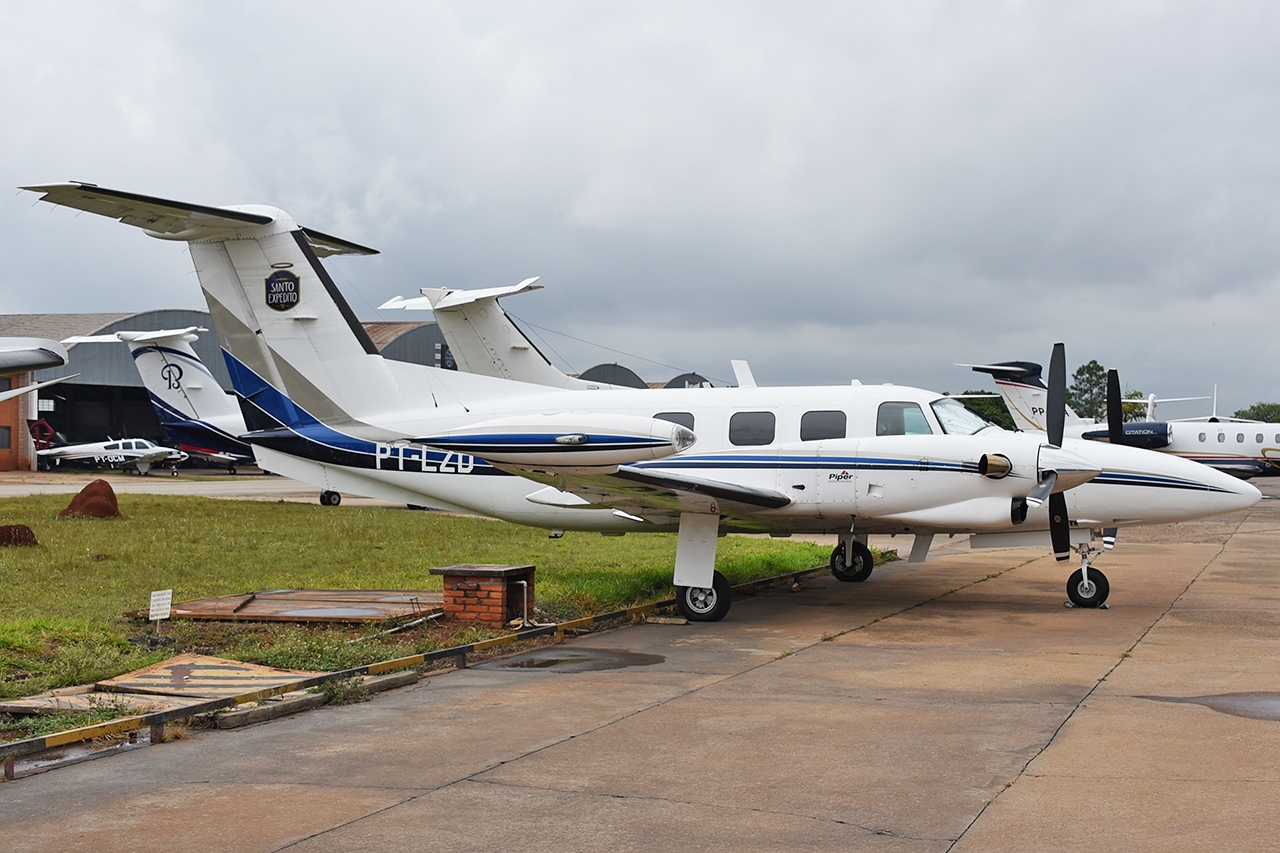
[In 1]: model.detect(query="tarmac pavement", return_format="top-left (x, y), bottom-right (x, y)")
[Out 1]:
top-left (1, 480), bottom-right (1278, 851)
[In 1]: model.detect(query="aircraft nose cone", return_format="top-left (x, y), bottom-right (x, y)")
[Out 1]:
top-left (1210, 468), bottom-right (1262, 512)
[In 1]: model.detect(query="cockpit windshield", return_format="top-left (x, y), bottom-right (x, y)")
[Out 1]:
top-left (931, 397), bottom-right (994, 436)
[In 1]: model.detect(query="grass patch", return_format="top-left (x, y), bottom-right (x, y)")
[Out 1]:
top-left (0, 493), bottom-right (830, 704)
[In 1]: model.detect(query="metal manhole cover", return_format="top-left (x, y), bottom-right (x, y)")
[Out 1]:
top-left (481, 647), bottom-right (664, 673)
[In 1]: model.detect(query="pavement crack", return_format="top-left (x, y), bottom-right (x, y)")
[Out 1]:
top-left (466, 776), bottom-right (949, 842)
top-left (943, 514), bottom-right (1248, 852)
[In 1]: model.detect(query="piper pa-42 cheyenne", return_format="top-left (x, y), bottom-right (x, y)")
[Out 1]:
top-left (23, 182), bottom-right (1261, 620)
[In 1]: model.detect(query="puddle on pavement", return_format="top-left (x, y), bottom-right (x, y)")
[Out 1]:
top-left (1140, 692), bottom-right (1280, 721)
top-left (481, 647), bottom-right (664, 673)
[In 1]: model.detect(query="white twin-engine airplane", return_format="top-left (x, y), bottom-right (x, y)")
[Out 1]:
top-left (966, 361), bottom-right (1280, 479)
top-left (23, 183), bottom-right (1261, 622)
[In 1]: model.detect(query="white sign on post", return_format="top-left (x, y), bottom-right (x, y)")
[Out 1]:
top-left (149, 589), bottom-right (173, 624)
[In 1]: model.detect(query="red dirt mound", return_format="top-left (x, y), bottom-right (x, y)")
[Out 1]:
top-left (0, 524), bottom-right (37, 546)
top-left (60, 479), bottom-right (122, 519)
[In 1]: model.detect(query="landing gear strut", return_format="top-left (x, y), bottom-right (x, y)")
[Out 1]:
top-left (830, 540), bottom-right (874, 582)
top-left (675, 570), bottom-right (731, 622)
top-left (1066, 543), bottom-right (1109, 608)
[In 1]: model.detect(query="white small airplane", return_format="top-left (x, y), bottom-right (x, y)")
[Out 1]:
top-left (38, 436), bottom-right (188, 475)
top-left (63, 328), bottom-right (257, 474)
top-left (967, 361), bottom-right (1280, 479)
top-left (24, 182), bottom-right (1261, 622)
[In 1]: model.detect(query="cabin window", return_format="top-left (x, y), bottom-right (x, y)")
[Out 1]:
top-left (1238, 433), bottom-right (1245, 443)
top-left (931, 398), bottom-right (990, 436)
top-left (1199, 433), bottom-right (1206, 442)
top-left (1217, 433), bottom-right (1226, 443)
top-left (729, 411), bottom-right (776, 446)
top-left (654, 412), bottom-right (694, 430)
top-left (876, 402), bottom-right (933, 436)
top-left (0, 426), bottom-right (9, 450)
top-left (1258, 434), bottom-right (1265, 444)
top-left (800, 410), bottom-right (846, 441)
top-left (104, 442), bottom-right (120, 450)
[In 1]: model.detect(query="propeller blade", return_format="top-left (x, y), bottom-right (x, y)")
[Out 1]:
top-left (1047, 343), bottom-right (1066, 447)
top-left (1024, 469), bottom-right (1057, 509)
top-left (1107, 369), bottom-right (1124, 444)
top-left (1049, 492), bottom-right (1071, 562)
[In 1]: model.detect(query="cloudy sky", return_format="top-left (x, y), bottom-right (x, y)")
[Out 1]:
top-left (3, 1), bottom-right (1278, 413)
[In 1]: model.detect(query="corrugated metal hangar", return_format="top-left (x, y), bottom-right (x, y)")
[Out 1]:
top-left (0, 310), bottom-right (452, 471)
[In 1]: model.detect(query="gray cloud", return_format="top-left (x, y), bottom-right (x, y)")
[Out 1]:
top-left (3, 1), bottom-right (1278, 413)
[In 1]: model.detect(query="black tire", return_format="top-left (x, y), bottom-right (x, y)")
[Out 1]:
top-left (228, 465), bottom-right (236, 476)
top-left (675, 570), bottom-right (732, 622)
top-left (831, 541), bottom-right (875, 582)
top-left (320, 490), bottom-right (341, 506)
top-left (1067, 568), bottom-right (1109, 608)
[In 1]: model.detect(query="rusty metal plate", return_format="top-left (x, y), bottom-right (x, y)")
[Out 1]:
top-left (167, 589), bottom-right (443, 623)
top-left (96, 653), bottom-right (323, 699)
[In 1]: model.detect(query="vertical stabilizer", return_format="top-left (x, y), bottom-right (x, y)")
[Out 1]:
top-left (380, 279), bottom-right (616, 389)
top-left (20, 183), bottom-right (419, 428)
top-left (963, 361), bottom-right (1088, 432)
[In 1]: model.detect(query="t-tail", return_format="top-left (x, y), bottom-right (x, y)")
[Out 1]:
top-left (63, 327), bottom-right (253, 460)
top-left (22, 183), bottom-right (430, 437)
top-left (379, 279), bottom-right (629, 389)
top-left (959, 360), bottom-right (1089, 433)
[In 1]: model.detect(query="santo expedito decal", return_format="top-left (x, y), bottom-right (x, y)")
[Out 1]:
top-left (265, 269), bottom-right (300, 312)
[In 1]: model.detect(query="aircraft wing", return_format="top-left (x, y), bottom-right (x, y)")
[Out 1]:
top-left (0, 374), bottom-right (77, 405)
top-left (518, 463), bottom-right (791, 525)
top-left (21, 183), bottom-right (377, 257)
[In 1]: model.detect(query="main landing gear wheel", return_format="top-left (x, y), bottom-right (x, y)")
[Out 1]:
top-left (675, 570), bottom-right (732, 622)
top-left (830, 541), bottom-right (874, 582)
top-left (320, 490), bottom-right (342, 506)
top-left (1067, 567), bottom-right (1109, 608)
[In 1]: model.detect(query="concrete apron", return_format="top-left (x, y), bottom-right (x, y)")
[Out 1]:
top-left (1, 506), bottom-right (1274, 852)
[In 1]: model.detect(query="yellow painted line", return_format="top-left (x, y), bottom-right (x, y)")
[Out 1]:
top-left (366, 654), bottom-right (427, 676)
top-left (43, 715), bottom-right (148, 748)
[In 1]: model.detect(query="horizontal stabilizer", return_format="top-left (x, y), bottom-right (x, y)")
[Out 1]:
top-left (21, 183), bottom-right (377, 257)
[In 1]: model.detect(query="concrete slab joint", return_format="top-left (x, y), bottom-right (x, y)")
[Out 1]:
top-left (430, 563), bottom-right (535, 627)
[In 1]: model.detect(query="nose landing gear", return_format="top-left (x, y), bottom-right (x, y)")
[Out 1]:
top-left (830, 540), bottom-right (874, 583)
top-left (1065, 542), bottom-right (1110, 608)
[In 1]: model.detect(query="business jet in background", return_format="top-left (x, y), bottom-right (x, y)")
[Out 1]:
top-left (61, 328), bottom-right (257, 475)
top-left (966, 361), bottom-right (1280, 479)
top-left (0, 337), bottom-right (76, 403)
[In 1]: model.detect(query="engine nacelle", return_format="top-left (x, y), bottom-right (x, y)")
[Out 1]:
top-left (879, 496), bottom-right (1025, 530)
top-left (1081, 422), bottom-right (1172, 450)
top-left (414, 413), bottom-right (696, 467)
